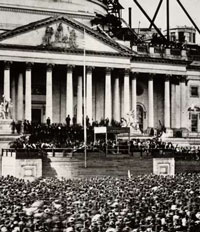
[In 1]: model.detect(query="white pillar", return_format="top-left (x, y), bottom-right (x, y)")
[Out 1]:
top-left (17, 73), bottom-right (24, 121)
top-left (113, 76), bottom-right (120, 122)
top-left (148, 75), bottom-right (154, 128)
top-left (4, 61), bottom-right (11, 101)
top-left (171, 83), bottom-right (176, 128)
top-left (180, 77), bottom-right (186, 128)
top-left (11, 77), bottom-right (16, 120)
top-left (86, 67), bottom-right (93, 122)
top-left (176, 84), bottom-right (181, 129)
top-left (164, 76), bottom-right (171, 128)
top-left (25, 63), bottom-right (32, 121)
top-left (66, 65), bottom-right (73, 121)
top-left (131, 73), bottom-right (137, 123)
top-left (124, 69), bottom-right (130, 117)
top-left (105, 68), bottom-right (112, 122)
top-left (46, 64), bottom-right (53, 122)
top-left (77, 75), bottom-right (83, 125)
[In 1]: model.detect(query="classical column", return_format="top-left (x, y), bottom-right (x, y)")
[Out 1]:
top-left (77, 75), bottom-right (83, 125)
top-left (113, 76), bottom-right (120, 122)
top-left (148, 75), bottom-right (154, 128)
top-left (25, 63), bottom-right (32, 121)
top-left (131, 72), bottom-right (137, 123)
top-left (180, 76), bottom-right (186, 128)
top-left (124, 69), bottom-right (130, 117)
top-left (4, 61), bottom-right (11, 101)
top-left (171, 83), bottom-right (176, 128)
top-left (66, 65), bottom-right (74, 121)
top-left (175, 84), bottom-right (181, 129)
top-left (86, 66), bottom-right (93, 122)
top-left (164, 75), bottom-right (171, 128)
top-left (17, 73), bottom-right (24, 121)
top-left (11, 77), bottom-right (16, 120)
top-left (46, 64), bottom-right (53, 122)
top-left (105, 67), bottom-right (112, 122)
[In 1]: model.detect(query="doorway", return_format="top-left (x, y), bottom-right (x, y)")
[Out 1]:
top-left (137, 104), bottom-right (144, 132)
top-left (32, 109), bottom-right (42, 124)
top-left (191, 114), bottom-right (198, 132)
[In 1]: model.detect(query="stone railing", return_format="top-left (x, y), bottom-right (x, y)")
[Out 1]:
top-left (1, 148), bottom-right (74, 158)
top-left (132, 45), bottom-right (189, 59)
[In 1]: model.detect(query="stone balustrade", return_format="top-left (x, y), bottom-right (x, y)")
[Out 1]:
top-left (132, 44), bottom-right (199, 60)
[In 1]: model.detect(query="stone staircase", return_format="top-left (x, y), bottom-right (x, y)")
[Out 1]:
top-left (42, 151), bottom-right (200, 179)
top-left (42, 152), bottom-right (153, 179)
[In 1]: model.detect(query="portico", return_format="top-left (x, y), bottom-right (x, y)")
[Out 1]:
top-left (1, 58), bottom-right (187, 133)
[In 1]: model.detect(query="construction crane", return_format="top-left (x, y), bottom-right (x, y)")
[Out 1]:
top-left (132, 0), bottom-right (200, 46)
top-left (91, 0), bottom-right (142, 43)
top-left (92, 0), bottom-right (200, 49)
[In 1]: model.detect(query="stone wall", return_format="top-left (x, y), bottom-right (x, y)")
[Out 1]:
top-left (0, 0), bottom-right (106, 33)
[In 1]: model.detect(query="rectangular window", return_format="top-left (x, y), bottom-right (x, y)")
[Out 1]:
top-left (190, 86), bottom-right (199, 97)
top-left (193, 33), bottom-right (196, 43)
top-left (191, 114), bottom-right (198, 132)
top-left (178, 32), bottom-right (185, 43)
top-left (171, 32), bottom-right (176, 41)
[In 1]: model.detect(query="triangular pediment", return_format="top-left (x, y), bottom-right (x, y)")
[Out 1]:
top-left (0, 16), bottom-right (132, 56)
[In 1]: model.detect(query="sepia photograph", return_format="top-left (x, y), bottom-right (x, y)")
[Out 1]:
top-left (0, 0), bottom-right (200, 231)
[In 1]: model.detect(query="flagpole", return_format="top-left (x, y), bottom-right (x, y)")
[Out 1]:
top-left (83, 28), bottom-right (87, 168)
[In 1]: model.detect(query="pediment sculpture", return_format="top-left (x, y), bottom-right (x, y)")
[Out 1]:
top-left (42, 23), bottom-right (78, 49)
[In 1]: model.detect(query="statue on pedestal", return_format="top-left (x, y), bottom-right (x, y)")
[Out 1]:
top-left (0, 102), bottom-right (5, 119)
top-left (0, 95), bottom-right (12, 120)
top-left (121, 110), bottom-right (141, 134)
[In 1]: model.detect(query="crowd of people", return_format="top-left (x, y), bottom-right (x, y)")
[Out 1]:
top-left (9, 132), bottom-right (200, 160)
top-left (0, 174), bottom-right (200, 231)
top-left (10, 118), bottom-right (121, 136)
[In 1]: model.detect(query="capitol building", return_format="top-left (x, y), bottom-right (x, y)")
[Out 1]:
top-left (0, 0), bottom-right (199, 136)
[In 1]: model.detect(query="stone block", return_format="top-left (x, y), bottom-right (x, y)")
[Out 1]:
top-left (2, 153), bottom-right (42, 181)
top-left (153, 158), bottom-right (175, 176)
top-left (0, 119), bottom-right (12, 134)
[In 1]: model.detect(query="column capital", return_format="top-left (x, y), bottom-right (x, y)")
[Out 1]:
top-left (149, 73), bottom-right (156, 80)
top-left (165, 74), bottom-right (172, 81)
top-left (46, 63), bottom-right (54, 72)
top-left (67, 64), bottom-right (75, 72)
top-left (87, 66), bottom-right (94, 73)
top-left (4, 61), bottom-right (12, 70)
top-left (131, 72), bottom-right (139, 79)
top-left (105, 67), bottom-right (113, 74)
top-left (124, 68), bottom-right (131, 76)
top-left (26, 62), bottom-right (33, 71)
top-left (179, 75), bottom-right (187, 82)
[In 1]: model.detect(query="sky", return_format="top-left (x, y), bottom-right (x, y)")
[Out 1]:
top-left (119, 0), bottom-right (200, 43)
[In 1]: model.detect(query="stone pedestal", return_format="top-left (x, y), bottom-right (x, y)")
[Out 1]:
top-left (0, 119), bottom-right (12, 134)
top-left (161, 128), bottom-right (174, 138)
top-left (130, 124), bottom-right (142, 135)
top-left (2, 151), bottom-right (42, 181)
top-left (153, 158), bottom-right (175, 176)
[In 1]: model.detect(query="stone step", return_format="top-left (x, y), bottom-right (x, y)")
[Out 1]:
top-left (0, 134), bottom-right (20, 141)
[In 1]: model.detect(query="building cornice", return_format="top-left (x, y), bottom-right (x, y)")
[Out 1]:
top-left (0, 6), bottom-right (94, 20)
top-left (187, 65), bottom-right (200, 71)
top-left (0, 44), bottom-right (131, 58)
top-left (131, 56), bottom-right (188, 66)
